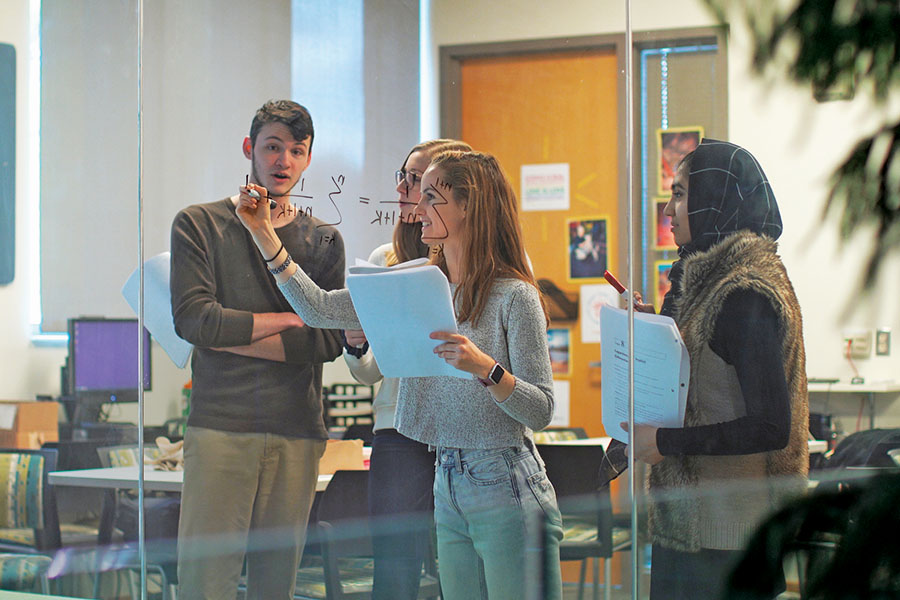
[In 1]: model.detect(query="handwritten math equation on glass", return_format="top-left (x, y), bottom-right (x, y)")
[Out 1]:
top-left (249, 174), bottom-right (417, 236)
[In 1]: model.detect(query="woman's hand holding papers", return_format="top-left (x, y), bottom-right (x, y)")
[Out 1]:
top-left (430, 331), bottom-right (515, 403)
top-left (431, 331), bottom-right (492, 375)
top-left (621, 421), bottom-right (664, 465)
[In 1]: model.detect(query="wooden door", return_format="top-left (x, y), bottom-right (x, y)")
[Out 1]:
top-left (448, 44), bottom-right (621, 438)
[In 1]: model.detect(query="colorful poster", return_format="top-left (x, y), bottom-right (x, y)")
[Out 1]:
top-left (548, 328), bottom-right (571, 375)
top-left (567, 217), bottom-right (608, 281)
top-left (657, 127), bottom-right (703, 195)
top-left (549, 379), bottom-right (570, 427)
top-left (653, 198), bottom-right (677, 250)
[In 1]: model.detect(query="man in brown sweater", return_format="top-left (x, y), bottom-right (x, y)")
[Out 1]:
top-left (170, 100), bottom-right (344, 600)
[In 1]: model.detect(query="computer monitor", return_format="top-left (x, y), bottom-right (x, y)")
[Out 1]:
top-left (67, 318), bottom-right (152, 408)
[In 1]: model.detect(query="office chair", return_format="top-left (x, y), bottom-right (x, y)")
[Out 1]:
top-left (537, 443), bottom-right (631, 600)
top-left (93, 445), bottom-right (178, 600)
top-left (294, 470), bottom-right (440, 600)
top-left (0, 448), bottom-right (62, 554)
top-left (0, 449), bottom-right (62, 592)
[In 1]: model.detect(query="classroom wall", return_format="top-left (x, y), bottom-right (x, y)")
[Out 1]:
top-left (1, 0), bottom-right (422, 424)
top-left (429, 0), bottom-right (900, 432)
top-left (0, 1), bottom-right (68, 408)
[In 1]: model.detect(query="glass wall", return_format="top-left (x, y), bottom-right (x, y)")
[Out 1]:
top-left (12, 0), bottom-right (899, 597)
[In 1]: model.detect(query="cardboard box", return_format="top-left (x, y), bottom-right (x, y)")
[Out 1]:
top-left (318, 439), bottom-right (365, 475)
top-left (0, 400), bottom-right (59, 449)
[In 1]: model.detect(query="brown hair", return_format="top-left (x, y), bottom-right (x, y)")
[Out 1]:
top-left (249, 100), bottom-right (314, 151)
top-left (387, 139), bottom-right (472, 266)
top-left (427, 150), bottom-right (548, 327)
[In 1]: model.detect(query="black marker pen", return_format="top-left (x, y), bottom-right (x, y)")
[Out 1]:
top-left (245, 175), bottom-right (277, 209)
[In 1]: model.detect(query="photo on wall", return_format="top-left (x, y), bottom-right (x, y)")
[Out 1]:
top-left (547, 328), bottom-right (571, 375)
top-left (655, 261), bottom-right (674, 309)
top-left (653, 198), bottom-right (677, 250)
top-left (567, 217), bottom-right (608, 281)
top-left (657, 126), bottom-right (703, 195)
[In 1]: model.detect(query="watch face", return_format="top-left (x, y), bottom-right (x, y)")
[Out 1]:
top-left (489, 363), bottom-right (505, 385)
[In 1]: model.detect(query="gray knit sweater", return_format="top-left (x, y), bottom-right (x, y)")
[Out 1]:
top-left (279, 266), bottom-right (555, 449)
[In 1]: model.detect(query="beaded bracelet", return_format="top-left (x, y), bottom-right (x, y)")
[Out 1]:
top-left (269, 253), bottom-right (293, 275)
top-left (262, 242), bottom-right (284, 263)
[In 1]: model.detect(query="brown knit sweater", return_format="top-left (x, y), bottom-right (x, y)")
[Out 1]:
top-left (648, 231), bottom-right (809, 551)
top-left (170, 198), bottom-right (345, 439)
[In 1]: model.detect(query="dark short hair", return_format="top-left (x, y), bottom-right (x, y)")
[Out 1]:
top-left (249, 100), bottom-right (314, 151)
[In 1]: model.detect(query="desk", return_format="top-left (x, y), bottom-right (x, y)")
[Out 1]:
top-left (49, 466), bottom-right (333, 493)
top-left (808, 381), bottom-right (900, 429)
top-left (543, 436), bottom-right (825, 454)
top-left (544, 436), bottom-right (611, 448)
top-left (0, 593), bottom-right (82, 600)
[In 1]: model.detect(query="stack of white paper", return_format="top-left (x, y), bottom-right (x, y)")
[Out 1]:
top-left (346, 258), bottom-right (467, 379)
top-left (600, 305), bottom-right (689, 443)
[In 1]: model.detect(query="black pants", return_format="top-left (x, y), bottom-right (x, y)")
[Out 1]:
top-left (368, 429), bottom-right (436, 600)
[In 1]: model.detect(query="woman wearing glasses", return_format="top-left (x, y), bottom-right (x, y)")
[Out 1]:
top-left (341, 139), bottom-right (471, 600)
top-left (237, 149), bottom-right (563, 599)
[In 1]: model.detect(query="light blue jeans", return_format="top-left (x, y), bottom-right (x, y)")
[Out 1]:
top-left (434, 444), bottom-right (563, 600)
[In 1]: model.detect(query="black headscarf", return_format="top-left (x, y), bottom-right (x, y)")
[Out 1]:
top-left (659, 139), bottom-right (782, 317)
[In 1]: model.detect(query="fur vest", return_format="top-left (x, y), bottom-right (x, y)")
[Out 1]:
top-left (648, 231), bottom-right (809, 551)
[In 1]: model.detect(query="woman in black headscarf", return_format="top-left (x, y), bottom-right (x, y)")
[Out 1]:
top-left (627, 139), bottom-right (810, 599)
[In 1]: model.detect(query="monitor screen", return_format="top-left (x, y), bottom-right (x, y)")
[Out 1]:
top-left (68, 318), bottom-right (151, 399)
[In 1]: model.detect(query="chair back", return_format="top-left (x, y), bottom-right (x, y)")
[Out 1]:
top-left (0, 452), bottom-right (46, 529)
top-left (533, 427), bottom-right (588, 444)
top-left (306, 469), bottom-right (441, 600)
top-left (537, 443), bottom-right (616, 555)
top-left (341, 424), bottom-right (374, 447)
top-left (316, 470), bottom-right (372, 558)
top-left (0, 447), bottom-right (62, 551)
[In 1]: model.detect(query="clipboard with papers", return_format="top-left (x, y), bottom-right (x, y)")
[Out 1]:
top-left (345, 258), bottom-right (467, 379)
top-left (600, 304), bottom-right (689, 443)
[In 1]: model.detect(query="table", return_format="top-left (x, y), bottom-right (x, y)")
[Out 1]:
top-left (808, 380), bottom-right (900, 429)
top-left (541, 435), bottom-right (825, 454)
top-left (49, 466), bottom-right (333, 492)
top-left (0, 593), bottom-right (83, 600)
top-left (543, 436), bottom-right (611, 448)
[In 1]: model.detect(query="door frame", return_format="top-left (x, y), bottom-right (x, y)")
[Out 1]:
top-left (438, 27), bottom-right (728, 287)
top-left (439, 33), bottom-right (629, 302)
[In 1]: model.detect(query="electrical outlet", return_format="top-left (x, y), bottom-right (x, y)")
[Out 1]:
top-left (842, 328), bottom-right (872, 359)
top-left (876, 328), bottom-right (891, 356)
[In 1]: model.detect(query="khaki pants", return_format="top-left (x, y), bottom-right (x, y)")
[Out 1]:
top-left (176, 426), bottom-right (326, 600)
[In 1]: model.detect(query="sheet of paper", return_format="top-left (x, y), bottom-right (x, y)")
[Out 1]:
top-left (350, 257), bottom-right (430, 274)
top-left (122, 252), bottom-right (194, 369)
top-left (580, 284), bottom-right (621, 343)
top-left (346, 263), bottom-right (466, 378)
top-left (0, 404), bottom-right (17, 430)
top-left (549, 379), bottom-right (570, 427)
top-left (600, 305), bottom-right (689, 443)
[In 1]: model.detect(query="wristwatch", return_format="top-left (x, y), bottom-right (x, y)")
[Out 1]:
top-left (477, 362), bottom-right (505, 387)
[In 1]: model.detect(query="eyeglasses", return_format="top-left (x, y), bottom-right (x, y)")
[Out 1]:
top-left (395, 169), bottom-right (422, 189)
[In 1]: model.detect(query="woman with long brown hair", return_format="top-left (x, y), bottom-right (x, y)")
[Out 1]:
top-left (341, 139), bottom-right (471, 600)
top-left (236, 149), bottom-right (563, 599)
